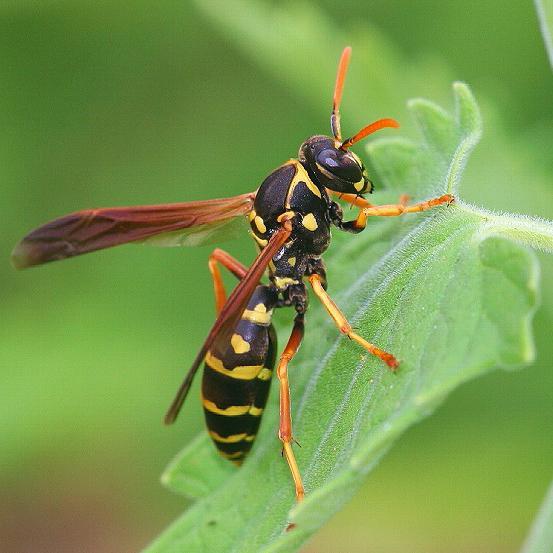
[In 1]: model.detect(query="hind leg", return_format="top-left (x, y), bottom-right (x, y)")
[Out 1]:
top-left (276, 313), bottom-right (306, 501)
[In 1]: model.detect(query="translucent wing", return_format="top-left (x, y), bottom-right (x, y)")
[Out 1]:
top-left (12, 192), bottom-right (256, 269)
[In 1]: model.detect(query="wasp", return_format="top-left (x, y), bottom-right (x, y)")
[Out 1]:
top-left (12, 47), bottom-right (453, 501)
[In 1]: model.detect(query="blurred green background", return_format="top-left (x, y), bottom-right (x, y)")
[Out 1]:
top-left (1, 1), bottom-right (552, 552)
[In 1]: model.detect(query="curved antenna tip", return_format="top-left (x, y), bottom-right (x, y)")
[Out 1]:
top-left (341, 118), bottom-right (400, 149)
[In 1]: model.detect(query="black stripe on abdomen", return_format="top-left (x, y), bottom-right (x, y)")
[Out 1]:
top-left (202, 361), bottom-right (272, 462)
top-left (201, 284), bottom-right (278, 463)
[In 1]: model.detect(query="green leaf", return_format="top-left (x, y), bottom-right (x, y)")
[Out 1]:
top-left (161, 432), bottom-right (235, 500)
top-left (521, 478), bottom-right (553, 553)
top-left (144, 75), bottom-right (552, 552)
top-left (535, 0), bottom-right (553, 70)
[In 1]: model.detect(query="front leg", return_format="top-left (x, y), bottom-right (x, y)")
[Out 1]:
top-left (328, 190), bottom-right (452, 232)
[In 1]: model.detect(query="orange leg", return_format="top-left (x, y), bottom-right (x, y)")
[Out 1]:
top-left (308, 274), bottom-right (398, 369)
top-left (328, 190), bottom-right (411, 210)
top-left (208, 248), bottom-right (248, 315)
top-left (328, 190), bottom-right (453, 231)
top-left (276, 314), bottom-right (306, 501)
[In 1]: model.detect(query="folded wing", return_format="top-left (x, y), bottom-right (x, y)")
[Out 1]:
top-left (12, 192), bottom-right (256, 269)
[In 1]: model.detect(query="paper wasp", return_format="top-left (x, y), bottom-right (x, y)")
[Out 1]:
top-left (12, 47), bottom-right (453, 501)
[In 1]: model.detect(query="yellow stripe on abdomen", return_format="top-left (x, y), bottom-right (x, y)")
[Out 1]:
top-left (209, 430), bottom-right (256, 443)
top-left (205, 351), bottom-right (263, 380)
top-left (202, 398), bottom-right (250, 416)
top-left (202, 396), bottom-right (264, 417)
top-left (219, 451), bottom-right (244, 460)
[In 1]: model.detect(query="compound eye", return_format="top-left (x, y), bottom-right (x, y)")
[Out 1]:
top-left (316, 149), bottom-right (340, 170)
top-left (316, 148), bottom-right (362, 183)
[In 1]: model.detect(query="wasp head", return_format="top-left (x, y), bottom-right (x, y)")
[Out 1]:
top-left (298, 135), bottom-right (372, 195)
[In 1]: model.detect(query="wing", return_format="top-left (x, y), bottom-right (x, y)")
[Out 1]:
top-left (164, 222), bottom-right (292, 425)
top-left (11, 192), bottom-right (256, 269)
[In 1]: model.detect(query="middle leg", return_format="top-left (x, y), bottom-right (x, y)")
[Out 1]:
top-left (308, 273), bottom-right (398, 369)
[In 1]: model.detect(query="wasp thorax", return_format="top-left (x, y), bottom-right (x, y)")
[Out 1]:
top-left (298, 135), bottom-right (373, 195)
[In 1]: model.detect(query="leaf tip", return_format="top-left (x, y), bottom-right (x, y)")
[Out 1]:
top-left (452, 81), bottom-right (483, 140)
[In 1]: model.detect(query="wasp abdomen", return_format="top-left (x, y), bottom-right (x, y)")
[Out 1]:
top-left (201, 285), bottom-right (278, 463)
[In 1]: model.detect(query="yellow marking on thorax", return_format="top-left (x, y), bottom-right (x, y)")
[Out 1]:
top-left (285, 162), bottom-right (314, 209)
top-left (254, 215), bottom-right (267, 233)
top-left (231, 333), bottom-right (250, 354)
top-left (205, 351), bottom-right (262, 380)
top-left (248, 209), bottom-right (257, 222)
top-left (209, 430), bottom-right (254, 443)
top-left (305, 179), bottom-right (322, 198)
top-left (287, 256), bottom-right (296, 267)
top-left (302, 213), bottom-right (318, 231)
